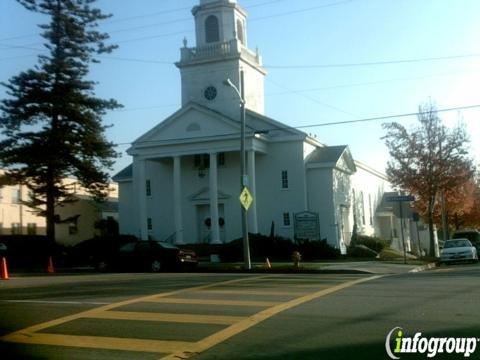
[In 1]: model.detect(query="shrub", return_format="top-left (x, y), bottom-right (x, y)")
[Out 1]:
top-left (348, 244), bottom-right (378, 258)
top-left (217, 234), bottom-right (293, 262)
top-left (219, 234), bottom-right (339, 262)
top-left (297, 239), bottom-right (340, 260)
top-left (355, 235), bottom-right (388, 253)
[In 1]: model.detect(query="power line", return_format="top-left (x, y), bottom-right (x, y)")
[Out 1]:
top-left (250, 0), bottom-right (358, 22)
top-left (267, 78), bottom-right (358, 117)
top-left (0, 53), bottom-right (39, 62)
top-left (106, 65), bottom-right (480, 113)
top-left (0, 0), bottom-right (294, 45)
top-left (265, 67), bottom-right (480, 95)
top-left (265, 53), bottom-right (480, 69)
top-left (115, 104), bottom-right (179, 112)
top-left (97, 55), bottom-right (172, 65)
top-left (5, 39), bottom-right (479, 74)
top-left (115, 30), bottom-right (190, 45)
top-left (103, 6), bottom-right (192, 26)
top-left (113, 104), bottom-right (480, 147)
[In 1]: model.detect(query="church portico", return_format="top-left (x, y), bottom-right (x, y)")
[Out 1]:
top-left (129, 144), bottom-right (261, 244)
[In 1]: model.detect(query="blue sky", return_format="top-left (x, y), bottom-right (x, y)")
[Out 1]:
top-left (1, 0), bottom-right (479, 176)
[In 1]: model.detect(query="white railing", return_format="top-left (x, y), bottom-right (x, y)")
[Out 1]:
top-left (180, 39), bottom-right (261, 65)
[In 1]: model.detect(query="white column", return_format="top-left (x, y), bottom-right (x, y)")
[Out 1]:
top-left (134, 159), bottom-right (149, 240)
top-left (209, 152), bottom-right (221, 244)
top-left (303, 165), bottom-right (309, 211)
top-left (173, 156), bottom-right (184, 244)
top-left (247, 150), bottom-right (258, 233)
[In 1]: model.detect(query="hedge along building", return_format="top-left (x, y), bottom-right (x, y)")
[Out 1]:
top-left (114, 0), bottom-right (410, 253)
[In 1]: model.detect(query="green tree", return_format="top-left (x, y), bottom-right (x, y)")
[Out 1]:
top-left (382, 101), bottom-right (474, 257)
top-left (0, 0), bottom-right (120, 243)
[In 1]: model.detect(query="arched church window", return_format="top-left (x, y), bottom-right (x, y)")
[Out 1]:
top-left (237, 19), bottom-right (244, 44)
top-left (205, 15), bottom-right (220, 43)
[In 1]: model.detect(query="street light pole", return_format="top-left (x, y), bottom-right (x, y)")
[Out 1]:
top-left (224, 70), bottom-right (251, 270)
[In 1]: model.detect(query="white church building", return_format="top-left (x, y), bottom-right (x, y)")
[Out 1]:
top-left (114, 0), bottom-right (413, 254)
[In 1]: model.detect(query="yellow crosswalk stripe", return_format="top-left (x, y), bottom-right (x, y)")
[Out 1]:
top-left (85, 310), bottom-right (245, 325)
top-left (148, 297), bottom-right (280, 307)
top-left (2, 332), bottom-right (194, 354)
top-left (197, 289), bottom-right (305, 296)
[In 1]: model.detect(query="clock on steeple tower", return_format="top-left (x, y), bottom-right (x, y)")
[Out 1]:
top-left (176, 0), bottom-right (266, 119)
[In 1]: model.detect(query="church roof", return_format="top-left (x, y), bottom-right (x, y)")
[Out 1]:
top-left (306, 145), bottom-right (357, 173)
top-left (245, 109), bottom-right (307, 138)
top-left (307, 146), bottom-right (348, 164)
top-left (112, 164), bottom-right (132, 182)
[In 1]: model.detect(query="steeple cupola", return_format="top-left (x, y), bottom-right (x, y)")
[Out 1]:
top-left (176, 0), bottom-right (266, 119)
top-left (192, 0), bottom-right (247, 47)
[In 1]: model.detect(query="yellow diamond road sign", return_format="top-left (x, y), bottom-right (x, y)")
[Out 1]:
top-left (239, 187), bottom-right (253, 211)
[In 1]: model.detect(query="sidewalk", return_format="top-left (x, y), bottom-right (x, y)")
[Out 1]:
top-left (196, 259), bottom-right (436, 275)
top-left (318, 261), bottom-right (436, 274)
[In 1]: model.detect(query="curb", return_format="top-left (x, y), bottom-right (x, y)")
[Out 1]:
top-left (408, 262), bottom-right (438, 273)
top-left (196, 268), bottom-right (371, 275)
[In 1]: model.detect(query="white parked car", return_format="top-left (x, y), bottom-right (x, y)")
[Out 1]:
top-left (440, 238), bottom-right (478, 264)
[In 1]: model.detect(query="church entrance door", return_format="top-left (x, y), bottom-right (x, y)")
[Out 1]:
top-left (196, 204), bottom-right (225, 243)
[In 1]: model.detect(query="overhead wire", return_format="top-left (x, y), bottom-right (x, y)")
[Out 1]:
top-left (2, 1), bottom-right (479, 121)
top-left (113, 104), bottom-right (480, 147)
top-left (264, 53), bottom-right (480, 69)
top-left (266, 78), bottom-right (358, 117)
top-left (0, 0), bottom-right (357, 49)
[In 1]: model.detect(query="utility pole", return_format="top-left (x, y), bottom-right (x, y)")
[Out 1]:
top-left (224, 71), bottom-right (251, 270)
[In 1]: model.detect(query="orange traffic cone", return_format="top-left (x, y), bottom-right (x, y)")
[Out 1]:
top-left (1, 257), bottom-right (9, 280)
top-left (265, 257), bottom-right (272, 269)
top-left (47, 256), bottom-right (55, 274)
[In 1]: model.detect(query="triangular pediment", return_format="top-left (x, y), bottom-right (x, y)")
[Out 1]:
top-left (246, 109), bottom-right (307, 138)
top-left (306, 145), bottom-right (356, 174)
top-left (132, 102), bottom-right (242, 146)
top-left (336, 147), bottom-right (356, 174)
top-left (188, 187), bottom-right (231, 202)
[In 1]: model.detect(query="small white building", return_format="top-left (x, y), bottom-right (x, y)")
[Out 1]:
top-left (0, 179), bottom-right (45, 236)
top-left (114, 0), bottom-right (412, 253)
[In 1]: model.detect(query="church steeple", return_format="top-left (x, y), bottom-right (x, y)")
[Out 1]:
top-left (192, 0), bottom-right (247, 47)
top-left (176, 0), bottom-right (266, 119)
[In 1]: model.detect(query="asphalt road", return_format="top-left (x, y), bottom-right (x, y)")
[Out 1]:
top-left (0, 264), bottom-right (479, 360)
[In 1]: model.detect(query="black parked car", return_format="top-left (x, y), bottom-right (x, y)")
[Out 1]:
top-left (96, 240), bottom-right (198, 272)
top-left (0, 235), bottom-right (57, 269)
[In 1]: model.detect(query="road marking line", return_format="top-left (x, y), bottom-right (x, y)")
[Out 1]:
top-left (432, 268), bottom-right (455, 273)
top-left (196, 289), bottom-right (305, 296)
top-left (85, 311), bottom-right (245, 325)
top-left (161, 275), bottom-right (383, 360)
top-left (147, 298), bottom-right (280, 307)
top-left (264, 276), bottom-right (363, 282)
top-left (2, 332), bottom-right (193, 354)
top-left (1, 300), bottom-right (110, 305)
top-left (0, 275), bottom-right (271, 343)
top-left (285, 283), bottom-right (345, 288)
top-left (207, 282), bottom-right (333, 289)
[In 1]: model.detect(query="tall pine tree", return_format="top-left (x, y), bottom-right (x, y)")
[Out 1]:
top-left (0, 0), bottom-right (121, 243)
